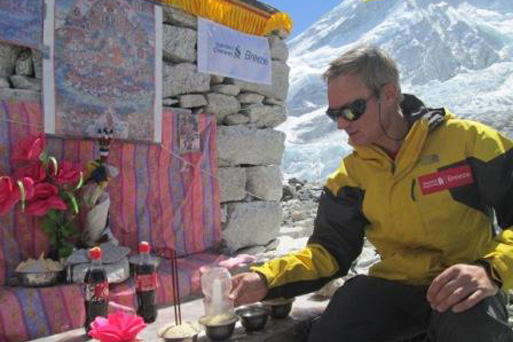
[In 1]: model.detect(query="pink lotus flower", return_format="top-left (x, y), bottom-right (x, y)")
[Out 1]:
top-left (13, 161), bottom-right (47, 183)
top-left (11, 134), bottom-right (46, 163)
top-left (89, 311), bottom-right (146, 342)
top-left (25, 183), bottom-right (67, 216)
top-left (50, 161), bottom-right (81, 185)
top-left (0, 176), bottom-right (34, 215)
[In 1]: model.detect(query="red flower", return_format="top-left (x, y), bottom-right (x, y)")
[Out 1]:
top-left (13, 161), bottom-right (47, 183)
top-left (51, 161), bottom-right (81, 185)
top-left (11, 134), bottom-right (46, 163)
top-left (89, 311), bottom-right (146, 342)
top-left (25, 183), bottom-right (67, 216)
top-left (0, 176), bottom-right (34, 215)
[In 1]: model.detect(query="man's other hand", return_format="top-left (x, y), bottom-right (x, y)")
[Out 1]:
top-left (229, 272), bottom-right (269, 307)
top-left (426, 263), bottom-right (499, 313)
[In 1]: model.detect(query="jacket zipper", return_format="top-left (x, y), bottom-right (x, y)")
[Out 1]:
top-left (411, 179), bottom-right (416, 201)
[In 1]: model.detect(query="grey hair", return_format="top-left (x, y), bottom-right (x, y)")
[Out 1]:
top-left (323, 45), bottom-right (403, 101)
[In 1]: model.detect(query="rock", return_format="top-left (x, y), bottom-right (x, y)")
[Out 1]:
top-left (269, 35), bottom-right (289, 61)
top-left (316, 278), bottom-right (345, 299)
top-left (282, 184), bottom-right (298, 201)
top-left (291, 210), bottom-right (308, 222)
top-left (163, 97), bottom-right (179, 106)
top-left (222, 201), bottom-right (282, 253)
top-left (0, 43), bottom-right (21, 77)
top-left (224, 113), bottom-right (250, 126)
top-left (210, 75), bottom-right (225, 84)
top-left (229, 61), bottom-right (290, 100)
top-left (241, 104), bottom-right (287, 128)
top-left (178, 94), bottom-right (207, 108)
top-left (204, 93), bottom-right (240, 122)
top-left (163, 6), bottom-right (197, 29)
top-left (265, 238), bottom-right (280, 251)
top-left (163, 63), bottom-right (210, 97)
top-left (211, 84), bottom-right (240, 96)
top-left (32, 49), bottom-right (42, 79)
top-left (219, 167), bottom-right (246, 203)
top-left (237, 92), bottom-right (265, 104)
top-left (163, 25), bottom-right (197, 63)
top-left (15, 49), bottom-right (33, 76)
top-left (217, 126), bottom-right (285, 166)
top-left (10, 75), bottom-right (41, 91)
top-left (236, 245), bottom-right (266, 255)
top-left (246, 166), bottom-right (283, 201)
top-left (0, 88), bottom-right (41, 101)
top-left (264, 97), bottom-right (285, 106)
top-left (0, 77), bottom-right (10, 88)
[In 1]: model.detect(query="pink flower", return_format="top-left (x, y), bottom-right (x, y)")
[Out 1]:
top-left (89, 311), bottom-right (146, 342)
top-left (25, 183), bottom-right (67, 216)
top-left (50, 161), bottom-right (81, 185)
top-left (11, 134), bottom-right (46, 163)
top-left (13, 161), bottom-right (47, 183)
top-left (0, 176), bottom-right (34, 215)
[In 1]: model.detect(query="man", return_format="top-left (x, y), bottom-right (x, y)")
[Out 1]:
top-left (229, 45), bottom-right (513, 342)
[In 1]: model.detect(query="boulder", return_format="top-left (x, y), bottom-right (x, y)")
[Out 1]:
top-left (222, 201), bottom-right (282, 253)
top-left (217, 126), bottom-right (285, 166)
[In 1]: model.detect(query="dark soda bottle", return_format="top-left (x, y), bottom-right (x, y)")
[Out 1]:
top-left (84, 247), bottom-right (109, 333)
top-left (135, 241), bottom-right (158, 323)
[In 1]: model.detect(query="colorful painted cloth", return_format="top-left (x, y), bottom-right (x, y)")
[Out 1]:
top-left (46, 0), bottom-right (162, 143)
top-left (0, 0), bottom-right (43, 49)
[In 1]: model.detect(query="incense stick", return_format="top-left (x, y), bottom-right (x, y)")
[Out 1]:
top-left (171, 249), bottom-right (182, 326)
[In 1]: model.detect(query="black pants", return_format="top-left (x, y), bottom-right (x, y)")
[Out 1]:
top-left (308, 275), bottom-right (513, 342)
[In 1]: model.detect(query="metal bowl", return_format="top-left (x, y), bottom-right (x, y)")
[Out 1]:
top-left (199, 314), bottom-right (238, 341)
top-left (16, 270), bottom-right (62, 287)
top-left (261, 298), bottom-right (295, 319)
top-left (157, 322), bottom-right (200, 342)
top-left (235, 305), bottom-right (269, 331)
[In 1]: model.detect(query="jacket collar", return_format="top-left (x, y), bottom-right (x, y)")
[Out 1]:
top-left (353, 95), bottom-right (448, 176)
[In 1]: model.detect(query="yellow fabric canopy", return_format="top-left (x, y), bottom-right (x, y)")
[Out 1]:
top-left (159, 0), bottom-right (293, 36)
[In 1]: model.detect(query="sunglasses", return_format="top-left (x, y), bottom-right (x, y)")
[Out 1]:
top-left (326, 94), bottom-right (375, 122)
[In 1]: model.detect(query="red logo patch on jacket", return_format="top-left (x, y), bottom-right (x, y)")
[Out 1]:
top-left (418, 164), bottom-right (474, 195)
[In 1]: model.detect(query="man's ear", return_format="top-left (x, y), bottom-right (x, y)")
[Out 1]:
top-left (380, 83), bottom-right (398, 104)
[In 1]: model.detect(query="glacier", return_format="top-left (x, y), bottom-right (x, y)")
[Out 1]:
top-left (279, 0), bottom-right (513, 181)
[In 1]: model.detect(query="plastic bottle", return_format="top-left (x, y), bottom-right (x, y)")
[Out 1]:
top-left (201, 267), bottom-right (233, 317)
top-left (84, 247), bottom-right (109, 333)
top-left (135, 241), bottom-right (158, 323)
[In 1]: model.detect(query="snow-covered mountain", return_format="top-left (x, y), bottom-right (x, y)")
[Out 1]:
top-left (280, 0), bottom-right (513, 181)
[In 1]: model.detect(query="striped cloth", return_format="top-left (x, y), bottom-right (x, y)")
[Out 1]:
top-left (0, 100), bottom-right (223, 340)
top-left (0, 99), bottom-right (222, 284)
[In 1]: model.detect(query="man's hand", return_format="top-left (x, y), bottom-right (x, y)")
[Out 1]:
top-left (229, 272), bottom-right (269, 307)
top-left (426, 263), bottom-right (499, 313)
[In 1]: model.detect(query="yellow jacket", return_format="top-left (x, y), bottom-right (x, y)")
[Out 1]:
top-left (253, 103), bottom-right (513, 298)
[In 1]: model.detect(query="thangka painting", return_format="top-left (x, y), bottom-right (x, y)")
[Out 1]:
top-left (179, 114), bottom-right (200, 153)
top-left (0, 0), bottom-right (43, 49)
top-left (45, 0), bottom-right (162, 143)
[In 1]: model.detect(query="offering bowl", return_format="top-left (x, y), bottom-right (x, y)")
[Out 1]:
top-left (261, 298), bottom-right (295, 319)
top-left (199, 314), bottom-right (238, 341)
top-left (235, 305), bottom-right (269, 331)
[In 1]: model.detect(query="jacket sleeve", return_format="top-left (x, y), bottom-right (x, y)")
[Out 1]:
top-left (468, 123), bottom-right (513, 289)
top-left (251, 161), bottom-right (368, 299)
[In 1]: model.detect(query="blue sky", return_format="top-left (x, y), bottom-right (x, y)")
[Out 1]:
top-left (267, 0), bottom-right (342, 38)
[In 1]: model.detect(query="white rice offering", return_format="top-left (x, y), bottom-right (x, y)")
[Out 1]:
top-left (202, 313), bottom-right (235, 326)
top-left (162, 322), bottom-right (199, 338)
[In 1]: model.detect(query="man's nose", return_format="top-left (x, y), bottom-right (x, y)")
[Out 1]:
top-left (337, 117), bottom-right (351, 130)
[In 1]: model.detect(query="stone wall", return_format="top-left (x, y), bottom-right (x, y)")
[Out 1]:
top-left (0, 5), bottom-right (289, 255)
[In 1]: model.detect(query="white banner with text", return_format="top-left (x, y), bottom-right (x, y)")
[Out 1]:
top-left (198, 18), bottom-right (271, 85)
